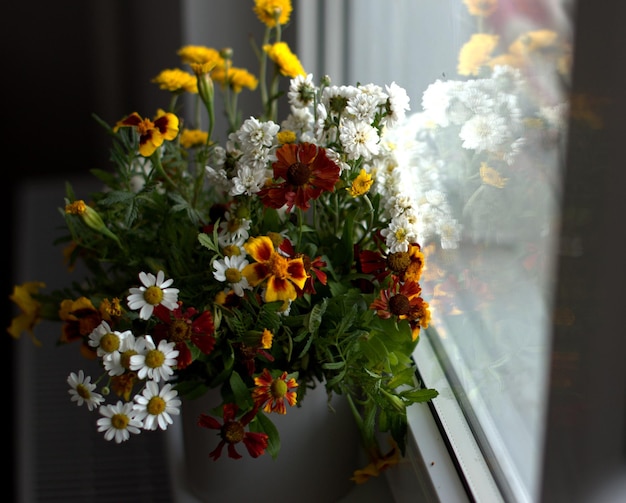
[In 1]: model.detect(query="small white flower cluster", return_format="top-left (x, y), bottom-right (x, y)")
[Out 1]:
top-left (421, 65), bottom-right (528, 163)
top-left (206, 73), bottom-right (411, 190)
top-left (207, 73), bottom-right (419, 252)
top-left (369, 112), bottom-right (463, 252)
top-left (67, 271), bottom-right (182, 443)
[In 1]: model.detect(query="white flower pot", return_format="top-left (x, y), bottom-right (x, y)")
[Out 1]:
top-left (170, 383), bottom-right (361, 502)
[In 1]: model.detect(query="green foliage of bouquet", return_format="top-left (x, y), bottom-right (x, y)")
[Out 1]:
top-left (7, 0), bottom-right (437, 483)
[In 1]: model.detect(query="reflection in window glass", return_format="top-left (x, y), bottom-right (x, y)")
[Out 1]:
top-left (347, 1), bottom-right (573, 501)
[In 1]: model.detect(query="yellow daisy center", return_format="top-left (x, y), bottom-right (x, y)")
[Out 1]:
top-left (111, 413), bottom-right (130, 430)
top-left (147, 396), bottom-right (166, 416)
top-left (76, 384), bottom-right (90, 400)
top-left (144, 285), bottom-right (164, 306)
top-left (100, 332), bottom-right (120, 353)
top-left (225, 267), bottom-right (242, 283)
top-left (121, 350), bottom-right (138, 370)
top-left (145, 349), bottom-right (166, 369)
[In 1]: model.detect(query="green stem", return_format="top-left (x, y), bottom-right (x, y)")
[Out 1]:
top-left (345, 393), bottom-right (378, 461)
top-left (258, 27), bottom-right (271, 119)
top-left (150, 151), bottom-right (178, 192)
top-left (168, 94), bottom-right (179, 114)
top-left (356, 194), bottom-right (375, 247)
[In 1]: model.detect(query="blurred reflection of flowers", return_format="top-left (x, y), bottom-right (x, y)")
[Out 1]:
top-left (393, 0), bottom-right (572, 321)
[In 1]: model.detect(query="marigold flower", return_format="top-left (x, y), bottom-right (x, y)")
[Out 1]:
top-left (179, 128), bottom-right (209, 148)
top-left (351, 438), bottom-right (401, 484)
top-left (7, 281), bottom-right (46, 344)
top-left (253, 0), bottom-right (292, 27)
top-left (242, 236), bottom-right (307, 304)
top-left (462, 0), bottom-right (498, 17)
top-left (211, 66), bottom-right (259, 93)
top-left (113, 110), bottom-right (179, 157)
top-left (177, 45), bottom-right (222, 66)
top-left (348, 168), bottom-right (374, 197)
top-left (277, 129), bottom-right (296, 144)
top-left (278, 237), bottom-right (327, 295)
top-left (58, 297), bottom-right (102, 358)
top-left (457, 33), bottom-right (499, 76)
top-left (151, 68), bottom-right (198, 94)
top-left (263, 41), bottom-right (305, 78)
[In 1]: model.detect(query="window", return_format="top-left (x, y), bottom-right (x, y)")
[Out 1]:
top-left (292, 1), bottom-right (625, 502)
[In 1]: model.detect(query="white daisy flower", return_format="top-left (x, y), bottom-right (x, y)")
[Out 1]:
top-left (381, 213), bottom-right (420, 253)
top-left (129, 335), bottom-right (179, 383)
top-left (229, 163), bottom-right (269, 196)
top-left (383, 81), bottom-right (411, 127)
top-left (421, 79), bottom-right (456, 127)
top-left (321, 84), bottom-right (358, 112)
top-left (87, 320), bottom-right (131, 358)
top-left (133, 381), bottom-right (181, 431)
top-left (212, 254), bottom-right (251, 297)
top-left (345, 91), bottom-right (380, 123)
top-left (97, 400), bottom-right (142, 443)
top-left (438, 216), bottom-right (463, 250)
top-left (67, 370), bottom-right (104, 411)
top-left (103, 333), bottom-right (146, 377)
top-left (205, 165), bottom-right (232, 193)
top-left (339, 120), bottom-right (380, 161)
top-left (236, 117), bottom-right (280, 152)
top-left (217, 210), bottom-right (251, 247)
top-left (459, 113), bottom-right (509, 153)
top-left (127, 270), bottom-right (179, 320)
top-left (281, 106), bottom-right (314, 137)
top-left (287, 73), bottom-right (316, 108)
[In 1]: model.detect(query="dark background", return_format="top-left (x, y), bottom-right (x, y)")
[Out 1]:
top-left (3, 2), bottom-right (297, 501)
top-left (4, 3), bottom-right (184, 500)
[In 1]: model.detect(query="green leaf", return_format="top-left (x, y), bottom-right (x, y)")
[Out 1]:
top-left (321, 361), bottom-right (345, 370)
top-left (399, 388), bottom-right (439, 403)
top-left (306, 300), bottom-right (327, 333)
top-left (252, 412), bottom-right (281, 459)
top-left (229, 371), bottom-right (253, 410)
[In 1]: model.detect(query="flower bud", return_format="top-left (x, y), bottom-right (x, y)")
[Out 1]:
top-left (65, 200), bottom-right (121, 246)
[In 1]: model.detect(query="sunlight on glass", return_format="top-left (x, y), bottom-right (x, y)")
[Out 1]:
top-left (349, 1), bottom-right (573, 501)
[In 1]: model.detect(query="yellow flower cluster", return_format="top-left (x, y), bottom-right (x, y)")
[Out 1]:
top-left (253, 0), bottom-right (292, 27)
top-left (263, 42), bottom-right (305, 78)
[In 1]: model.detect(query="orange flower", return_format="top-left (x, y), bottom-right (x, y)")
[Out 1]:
top-left (252, 368), bottom-right (298, 414)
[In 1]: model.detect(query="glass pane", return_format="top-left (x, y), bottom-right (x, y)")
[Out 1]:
top-left (347, 1), bottom-right (573, 501)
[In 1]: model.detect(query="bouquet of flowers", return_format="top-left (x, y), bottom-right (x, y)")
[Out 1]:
top-left (8, 0), bottom-right (437, 484)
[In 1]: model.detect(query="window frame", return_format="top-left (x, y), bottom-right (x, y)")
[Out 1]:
top-left (296, 1), bottom-right (626, 502)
